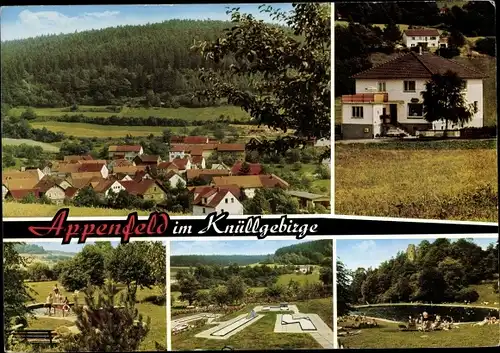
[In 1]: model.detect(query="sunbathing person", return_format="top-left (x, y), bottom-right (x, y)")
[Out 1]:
top-left (473, 316), bottom-right (490, 326)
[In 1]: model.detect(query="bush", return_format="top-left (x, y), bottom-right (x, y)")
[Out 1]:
top-left (455, 288), bottom-right (480, 303)
top-left (474, 37), bottom-right (496, 57)
top-left (27, 262), bottom-right (55, 281)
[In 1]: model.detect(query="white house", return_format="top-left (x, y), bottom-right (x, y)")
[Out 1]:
top-left (94, 180), bottom-right (126, 198)
top-left (164, 171), bottom-right (187, 188)
top-left (192, 186), bottom-right (243, 215)
top-left (341, 51), bottom-right (486, 139)
top-left (402, 28), bottom-right (442, 49)
top-left (44, 185), bottom-right (66, 205)
top-left (169, 145), bottom-right (187, 162)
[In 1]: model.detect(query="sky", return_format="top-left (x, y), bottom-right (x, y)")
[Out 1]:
top-left (0, 4), bottom-right (293, 41)
top-left (171, 239), bottom-right (309, 256)
top-left (337, 237), bottom-right (497, 271)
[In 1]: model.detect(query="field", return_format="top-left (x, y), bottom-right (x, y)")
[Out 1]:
top-left (276, 272), bottom-right (321, 286)
top-left (469, 282), bottom-right (500, 305)
top-left (26, 280), bottom-right (166, 351)
top-left (339, 318), bottom-right (499, 348)
top-left (172, 298), bottom-right (331, 350)
top-left (335, 140), bottom-right (498, 221)
top-left (10, 105), bottom-right (251, 122)
top-left (2, 202), bottom-right (184, 217)
top-left (31, 121), bottom-right (171, 138)
top-left (2, 138), bottom-right (60, 152)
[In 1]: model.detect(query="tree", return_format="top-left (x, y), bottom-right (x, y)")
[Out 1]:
top-left (73, 186), bottom-right (102, 207)
top-left (336, 261), bottom-right (351, 316)
top-left (196, 3), bottom-right (330, 159)
top-left (422, 70), bottom-right (478, 135)
top-left (474, 37), bottom-right (496, 57)
top-left (27, 262), bottom-right (54, 281)
top-left (60, 282), bottom-right (150, 352)
top-left (210, 285), bottom-right (230, 307)
top-left (383, 20), bottom-right (402, 43)
top-left (238, 162), bottom-right (251, 175)
top-left (226, 276), bottom-right (246, 304)
top-left (176, 271), bottom-right (201, 306)
top-left (3, 243), bottom-right (35, 348)
top-left (448, 29), bottom-right (466, 48)
top-left (108, 243), bottom-right (157, 300)
top-left (2, 153), bottom-right (16, 168)
top-left (20, 107), bottom-right (37, 120)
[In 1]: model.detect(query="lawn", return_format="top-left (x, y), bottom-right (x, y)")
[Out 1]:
top-left (11, 105), bottom-right (251, 122)
top-left (171, 304), bottom-right (322, 350)
top-left (27, 317), bottom-right (74, 330)
top-left (31, 121), bottom-right (171, 138)
top-left (276, 272), bottom-right (321, 286)
top-left (2, 138), bottom-right (60, 152)
top-left (339, 319), bottom-right (499, 348)
top-left (2, 202), bottom-right (186, 217)
top-left (469, 282), bottom-right (500, 305)
top-left (335, 140), bottom-right (498, 221)
top-left (26, 281), bottom-right (166, 351)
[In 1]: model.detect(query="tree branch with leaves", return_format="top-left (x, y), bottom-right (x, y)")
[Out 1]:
top-left (193, 3), bottom-right (331, 160)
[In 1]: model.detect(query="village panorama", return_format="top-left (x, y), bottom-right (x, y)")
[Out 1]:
top-left (1, 4), bottom-right (332, 217)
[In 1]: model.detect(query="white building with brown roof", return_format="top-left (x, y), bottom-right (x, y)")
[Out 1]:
top-left (402, 28), bottom-right (442, 49)
top-left (192, 186), bottom-right (243, 215)
top-left (211, 174), bottom-right (289, 198)
top-left (341, 51), bottom-right (486, 139)
top-left (108, 145), bottom-right (144, 160)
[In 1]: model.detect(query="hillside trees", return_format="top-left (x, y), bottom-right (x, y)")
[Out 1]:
top-left (196, 3), bottom-right (330, 157)
top-left (1, 20), bottom-right (257, 107)
top-left (3, 243), bottom-right (35, 348)
top-left (345, 238), bottom-right (498, 305)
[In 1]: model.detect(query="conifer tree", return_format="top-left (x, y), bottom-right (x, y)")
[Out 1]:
top-left (60, 281), bottom-right (150, 352)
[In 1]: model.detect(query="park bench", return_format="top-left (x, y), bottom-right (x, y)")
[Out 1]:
top-left (11, 329), bottom-right (58, 347)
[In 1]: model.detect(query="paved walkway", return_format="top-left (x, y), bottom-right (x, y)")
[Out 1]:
top-left (192, 304), bottom-right (333, 349)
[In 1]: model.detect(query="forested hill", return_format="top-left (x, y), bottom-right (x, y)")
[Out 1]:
top-left (1, 20), bottom-right (259, 108)
top-left (14, 244), bottom-right (47, 254)
top-left (274, 240), bottom-right (333, 265)
top-left (170, 254), bottom-right (270, 267)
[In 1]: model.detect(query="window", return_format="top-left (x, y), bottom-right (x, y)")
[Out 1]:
top-left (404, 80), bottom-right (416, 92)
top-left (430, 36), bottom-right (436, 40)
top-left (408, 103), bottom-right (423, 117)
top-left (154, 187), bottom-right (157, 191)
top-left (474, 101), bottom-right (478, 110)
top-left (352, 106), bottom-right (364, 118)
top-left (411, 44), bottom-right (415, 47)
top-left (203, 207), bottom-right (206, 214)
top-left (412, 37), bottom-right (415, 40)
top-left (377, 82), bottom-right (386, 92)
top-left (231, 198), bottom-right (234, 203)
top-left (225, 198), bottom-right (228, 204)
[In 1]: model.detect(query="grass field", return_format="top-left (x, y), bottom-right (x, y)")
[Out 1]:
top-left (338, 318), bottom-right (499, 348)
top-left (26, 281), bottom-right (166, 350)
top-left (31, 121), bottom-right (172, 138)
top-left (10, 105), bottom-right (251, 122)
top-left (171, 303), bottom-right (324, 350)
top-left (2, 138), bottom-right (60, 152)
top-left (335, 140), bottom-right (498, 221)
top-left (276, 272), bottom-right (321, 286)
top-left (2, 202), bottom-right (186, 217)
top-left (469, 282), bottom-right (500, 305)
top-left (297, 298), bottom-right (333, 330)
top-left (27, 317), bottom-right (74, 330)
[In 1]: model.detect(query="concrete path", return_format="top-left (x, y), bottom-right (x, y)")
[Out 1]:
top-left (195, 313), bottom-right (264, 340)
top-left (191, 304), bottom-right (333, 348)
top-left (274, 313), bottom-right (333, 348)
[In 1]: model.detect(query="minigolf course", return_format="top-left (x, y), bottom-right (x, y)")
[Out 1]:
top-left (192, 304), bottom-right (333, 348)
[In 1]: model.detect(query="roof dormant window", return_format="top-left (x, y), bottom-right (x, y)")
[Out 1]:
top-left (352, 106), bottom-right (364, 119)
top-left (404, 80), bottom-right (416, 92)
